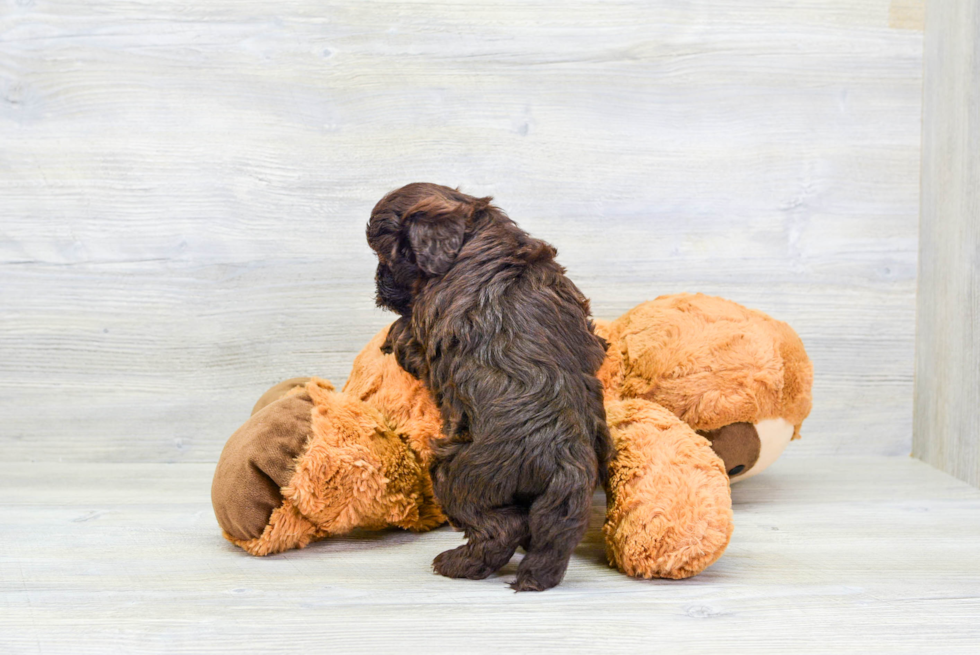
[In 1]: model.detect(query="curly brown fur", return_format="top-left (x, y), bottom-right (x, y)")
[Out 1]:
top-left (367, 182), bottom-right (612, 591)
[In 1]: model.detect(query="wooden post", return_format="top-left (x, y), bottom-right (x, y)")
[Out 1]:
top-left (914, 1), bottom-right (980, 487)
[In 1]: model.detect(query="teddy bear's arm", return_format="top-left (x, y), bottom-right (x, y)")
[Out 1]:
top-left (603, 398), bottom-right (733, 579)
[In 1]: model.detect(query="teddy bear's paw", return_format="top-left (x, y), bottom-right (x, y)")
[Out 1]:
top-left (604, 477), bottom-right (734, 580)
top-left (605, 515), bottom-right (716, 579)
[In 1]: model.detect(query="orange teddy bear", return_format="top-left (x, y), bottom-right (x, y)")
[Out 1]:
top-left (211, 293), bottom-right (812, 579)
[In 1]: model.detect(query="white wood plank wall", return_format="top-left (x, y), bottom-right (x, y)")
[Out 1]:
top-left (914, 0), bottom-right (980, 488)
top-left (0, 1), bottom-right (923, 462)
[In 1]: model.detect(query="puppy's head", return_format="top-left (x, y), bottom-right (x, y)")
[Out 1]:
top-left (366, 183), bottom-right (490, 314)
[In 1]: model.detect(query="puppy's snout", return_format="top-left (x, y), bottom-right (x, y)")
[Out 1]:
top-left (375, 262), bottom-right (413, 314)
top-left (374, 262), bottom-right (394, 301)
top-left (375, 261), bottom-right (392, 286)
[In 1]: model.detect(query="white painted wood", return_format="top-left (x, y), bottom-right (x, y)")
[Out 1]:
top-left (0, 457), bottom-right (977, 654)
top-left (914, 1), bottom-right (980, 488)
top-left (0, 1), bottom-right (922, 462)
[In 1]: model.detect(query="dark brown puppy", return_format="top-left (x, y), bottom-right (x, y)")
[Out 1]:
top-left (367, 183), bottom-right (611, 591)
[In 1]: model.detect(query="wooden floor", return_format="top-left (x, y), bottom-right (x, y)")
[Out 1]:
top-left (1, 456), bottom-right (978, 654)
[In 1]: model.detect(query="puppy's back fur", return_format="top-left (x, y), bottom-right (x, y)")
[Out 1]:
top-left (368, 184), bottom-right (611, 591)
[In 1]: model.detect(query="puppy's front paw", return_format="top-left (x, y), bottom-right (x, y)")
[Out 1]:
top-left (432, 545), bottom-right (495, 580)
top-left (381, 324), bottom-right (397, 355)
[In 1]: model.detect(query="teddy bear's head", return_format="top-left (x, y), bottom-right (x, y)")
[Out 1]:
top-left (595, 293), bottom-right (813, 482)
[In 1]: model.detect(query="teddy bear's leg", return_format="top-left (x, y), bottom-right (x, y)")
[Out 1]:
top-left (603, 398), bottom-right (734, 579)
top-left (212, 387), bottom-right (320, 555)
top-left (212, 378), bottom-right (442, 556)
top-left (282, 378), bottom-right (443, 533)
top-left (250, 377), bottom-right (312, 415)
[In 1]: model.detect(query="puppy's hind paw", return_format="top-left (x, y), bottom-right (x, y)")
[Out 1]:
top-left (510, 566), bottom-right (563, 592)
top-left (433, 545), bottom-right (495, 580)
top-left (509, 578), bottom-right (543, 592)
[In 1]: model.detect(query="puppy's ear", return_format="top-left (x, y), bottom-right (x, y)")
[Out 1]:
top-left (402, 196), bottom-right (474, 276)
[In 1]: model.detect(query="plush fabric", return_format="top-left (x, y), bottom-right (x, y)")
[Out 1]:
top-left (219, 377), bottom-right (442, 556)
top-left (211, 293), bottom-right (812, 579)
top-left (600, 294), bottom-right (812, 434)
top-left (697, 423), bottom-right (761, 475)
top-left (212, 392), bottom-right (315, 541)
top-left (602, 398), bottom-right (733, 579)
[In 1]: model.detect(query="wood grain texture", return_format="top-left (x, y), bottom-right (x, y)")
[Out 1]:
top-left (0, 1), bottom-right (922, 462)
top-left (889, 0), bottom-right (925, 31)
top-left (914, 1), bottom-right (980, 488)
top-left (0, 457), bottom-right (978, 654)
